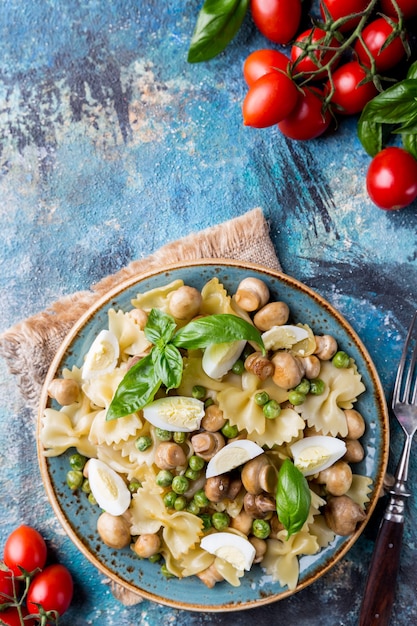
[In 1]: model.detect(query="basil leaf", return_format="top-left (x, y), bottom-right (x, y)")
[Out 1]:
top-left (357, 117), bottom-right (384, 156)
top-left (144, 308), bottom-right (176, 346)
top-left (403, 132), bottom-right (417, 160)
top-left (172, 313), bottom-right (265, 354)
top-left (187, 0), bottom-right (249, 63)
top-left (152, 344), bottom-right (183, 391)
top-left (276, 459), bottom-right (311, 538)
top-left (106, 353), bottom-right (161, 420)
top-left (407, 60), bottom-right (417, 80)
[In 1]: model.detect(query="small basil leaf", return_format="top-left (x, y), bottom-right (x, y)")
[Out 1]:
top-left (172, 313), bottom-right (265, 354)
top-left (402, 132), bottom-right (417, 160)
top-left (187, 0), bottom-right (249, 63)
top-left (144, 308), bottom-right (177, 346)
top-left (276, 459), bottom-right (311, 539)
top-left (152, 344), bottom-right (183, 391)
top-left (357, 117), bottom-right (383, 156)
top-left (106, 353), bottom-right (161, 420)
top-left (407, 60), bottom-right (417, 80)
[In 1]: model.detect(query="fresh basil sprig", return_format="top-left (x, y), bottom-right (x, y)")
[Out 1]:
top-left (358, 61), bottom-right (417, 159)
top-left (106, 310), bottom-right (265, 420)
top-left (187, 0), bottom-right (249, 64)
top-left (276, 459), bottom-right (311, 538)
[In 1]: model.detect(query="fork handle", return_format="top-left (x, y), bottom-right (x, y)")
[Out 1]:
top-left (359, 516), bottom-right (404, 626)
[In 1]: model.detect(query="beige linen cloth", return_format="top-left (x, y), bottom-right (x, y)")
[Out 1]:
top-left (0, 207), bottom-right (281, 605)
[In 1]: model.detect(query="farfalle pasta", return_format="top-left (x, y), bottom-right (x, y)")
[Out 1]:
top-left (41, 274), bottom-right (373, 592)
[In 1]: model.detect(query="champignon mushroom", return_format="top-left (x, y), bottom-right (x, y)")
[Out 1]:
top-left (244, 352), bottom-right (274, 380)
top-left (249, 536), bottom-right (267, 564)
top-left (271, 351), bottom-right (304, 389)
top-left (133, 533), bottom-right (161, 558)
top-left (204, 475), bottom-right (230, 502)
top-left (324, 495), bottom-right (366, 535)
top-left (234, 277), bottom-right (270, 312)
top-left (343, 439), bottom-right (365, 464)
top-left (191, 431), bottom-right (225, 461)
top-left (201, 404), bottom-right (227, 432)
top-left (97, 512), bottom-right (131, 549)
top-left (300, 355), bottom-right (321, 379)
top-left (230, 510), bottom-right (254, 535)
top-left (253, 301), bottom-right (290, 331)
top-left (129, 308), bottom-right (148, 328)
top-left (168, 286), bottom-right (202, 320)
top-left (317, 460), bottom-right (353, 496)
top-left (154, 441), bottom-right (187, 470)
top-left (243, 492), bottom-right (276, 518)
top-left (314, 335), bottom-right (338, 360)
top-left (47, 378), bottom-right (81, 405)
top-left (197, 562), bottom-right (224, 588)
top-left (241, 454), bottom-right (278, 495)
top-left (344, 409), bottom-right (366, 439)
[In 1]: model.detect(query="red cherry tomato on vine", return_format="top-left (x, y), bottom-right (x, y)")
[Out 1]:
top-left (278, 87), bottom-right (332, 140)
top-left (250, 0), bottom-right (302, 44)
top-left (366, 147), bottom-right (417, 210)
top-left (3, 525), bottom-right (47, 576)
top-left (354, 17), bottom-right (406, 72)
top-left (243, 49), bottom-right (289, 87)
top-left (380, 0), bottom-right (417, 19)
top-left (320, 0), bottom-right (371, 31)
top-left (0, 607), bottom-right (36, 626)
top-left (328, 61), bottom-right (378, 115)
top-left (0, 569), bottom-right (14, 603)
top-left (243, 71), bottom-right (299, 128)
top-left (27, 564), bottom-right (73, 617)
top-left (291, 27), bottom-right (340, 78)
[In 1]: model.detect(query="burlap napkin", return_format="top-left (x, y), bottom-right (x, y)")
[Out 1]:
top-left (0, 207), bottom-right (281, 605)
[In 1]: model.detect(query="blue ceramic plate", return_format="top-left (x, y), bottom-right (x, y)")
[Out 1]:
top-left (37, 260), bottom-right (389, 611)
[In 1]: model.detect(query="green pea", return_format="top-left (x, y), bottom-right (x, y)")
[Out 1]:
top-left (185, 468), bottom-right (200, 481)
top-left (172, 475), bottom-right (189, 494)
top-left (161, 563), bottom-right (174, 578)
top-left (149, 553), bottom-right (161, 563)
top-left (81, 478), bottom-right (91, 494)
top-left (163, 491), bottom-right (177, 508)
top-left (288, 390), bottom-right (306, 406)
top-left (252, 519), bottom-right (271, 539)
top-left (232, 359), bottom-right (244, 375)
top-left (155, 428), bottom-right (172, 441)
top-left (263, 399), bottom-right (281, 419)
top-left (66, 469), bottom-right (83, 490)
top-left (332, 351), bottom-right (350, 368)
top-left (173, 431), bottom-right (186, 444)
top-left (199, 513), bottom-right (213, 531)
top-left (88, 493), bottom-right (97, 506)
top-left (188, 455), bottom-right (205, 472)
top-left (174, 495), bottom-right (187, 511)
top-left (309, 378), bottom-right (325, 395)
top-left (192, 385), bottom-right (206, 399)
top-left (193, 489), bottom-right (209, 508)
top-left (129, 480), bottom-right (141, 493)
top-left (255, 391), bottom-right (270, 406)
top-left (135, 435), bottom-right (152, 451)
top-left (204, 397), bottom-right (215, 408)
top-left (295, 378), bottom-right (310, 395)
top-left (156, 470), bottom-right (174, 487)
top-left (212, 511), bottom-right (230, 531)
top-left (69, 453), bottom-right (87, 471)
top-left (221, 421), bottom-right (239, 439)
top-left (187, 501), bottom-right (200, 515)
top-left (242, 344), bottom-right (254, 361)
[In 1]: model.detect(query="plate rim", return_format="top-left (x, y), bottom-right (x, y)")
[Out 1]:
top-left (37, 258), bottom-right (390, 611)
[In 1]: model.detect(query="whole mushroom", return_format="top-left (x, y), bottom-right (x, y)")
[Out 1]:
top-left (97, 512), bottom-right (131, 549)
top-left (271, 351), bottom-right (304, 389)
top-left (235, 277), bottom-right (270, 312)
top-left (324, 495), bottom-right (366, 535)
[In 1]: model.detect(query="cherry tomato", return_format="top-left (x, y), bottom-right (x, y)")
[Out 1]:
top-left (250, 0), bottom-right (302, 44)
top-left (0, 607), bottom-right (36, 626)
top-left (291, 27), bottom-right (340, 79)
top-left (278, 87), bottom-right (332, 140)
top-left (354, 17), bottom-right (406, 72)
top-left (320, 0), bottom-right (371, 31)
top-left (3, 526), bottom-right (47, 576)
top-left (243, 49), bottom-right (289, 87)
top-left (0, 570), bottom-right (14, 603)
top-left (328, 61), bottom-right (378, 115)
top-left (380, 0), bottom-right (417, 19)
top-left (243, 71), bottom-right (299, 128)
top-left (27, 564), bottom-right (73, 617)
top-left (366, 147), bottom-right (417, 210)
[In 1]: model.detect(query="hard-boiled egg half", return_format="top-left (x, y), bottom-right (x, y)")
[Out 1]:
top-left (202, 340), bottom-right (246, 380)
top-left (206, 440), bottom-right (264, 478)
top-left (82, 329), bottom-right (119, 379)
top-left (261, 324), bottom-right (309, 351)
top-left (200, 532), bottom-right (256, 571)
top-left (290, 435), bottom-right (347, 477)
top-left (143, 396), bottom-right (205, 432)
top-left (87, 458), bottom-right (131, 516)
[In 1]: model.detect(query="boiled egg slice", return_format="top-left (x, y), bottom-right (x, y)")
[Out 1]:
top-left (206, 440), bottom-right (264, 478)
top-left (290, 435), bottom-right (347, 477)
top-left (143, 396), bottom-right (205, 432)
top-left (88, 458), bottom-right (131, 516)
top-left (200, 532), bottom-right (256, 571)
top-left (202, 340), bottom-right (246, 380)
top-left (261, 325), bottom-right (309, 351)
top-left (82, 330), bottom-right (119, 379)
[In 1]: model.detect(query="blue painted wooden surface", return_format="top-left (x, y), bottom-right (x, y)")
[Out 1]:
top-left (0, 1), bottom-right (416, 624)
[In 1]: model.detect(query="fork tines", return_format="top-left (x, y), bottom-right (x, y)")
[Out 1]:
top-left (393, 311), bottom-right (417, 408)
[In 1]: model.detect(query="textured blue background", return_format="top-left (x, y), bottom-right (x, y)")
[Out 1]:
top-left (0, 1), bottom-right (416, 624)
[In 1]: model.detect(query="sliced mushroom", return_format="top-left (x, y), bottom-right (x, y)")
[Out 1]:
top-left (235, 277), bottom-right (270, 312)
top-left (244, 352), bottom-right (274, 380)
top-left (243, 492), bottom-right (276, 518)
top-left (191, 431), bottom-right (225, 461)
top-left (241, 454), bottom-right (278, 495)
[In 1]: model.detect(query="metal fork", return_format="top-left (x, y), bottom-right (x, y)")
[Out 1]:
top-left (359, 310), bottom-right (417, 626)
